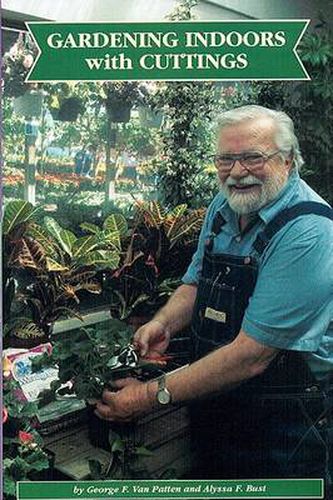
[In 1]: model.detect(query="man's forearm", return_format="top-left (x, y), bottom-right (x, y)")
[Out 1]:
top-left (153, 283), bottom-right (197, 336)
top-left (147, 330), bottom-right (277, 404)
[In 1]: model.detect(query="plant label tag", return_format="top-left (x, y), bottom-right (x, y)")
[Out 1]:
top-left (204, 307), bottom-right (227, 323)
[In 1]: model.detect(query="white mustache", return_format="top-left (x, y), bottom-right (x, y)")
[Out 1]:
top-left (225, 175), bottom-right (264, 187)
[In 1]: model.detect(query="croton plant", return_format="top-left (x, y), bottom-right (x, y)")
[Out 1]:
top-left (107, 201), bottom-right (205, 320)
top-left (3, 200), bottom-right (126, 345)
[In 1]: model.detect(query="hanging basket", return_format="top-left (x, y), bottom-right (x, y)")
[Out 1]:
top-left (13, 90), bottom-right (43, 118)
top-left (107, 100), bottom-right (132, 123)
top-left (57, 97), bottom-right (84, 122)
top-left (138, 106), bottom-right (163, 128)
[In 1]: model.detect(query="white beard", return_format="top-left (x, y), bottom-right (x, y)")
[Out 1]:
top-left (221, 172), bottom-right (288, 215)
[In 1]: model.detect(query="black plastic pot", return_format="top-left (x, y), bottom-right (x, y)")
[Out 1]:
top-left (107, 101), bottom-right (132, 123)
top-left (57, 97), bottom-right (84, 122)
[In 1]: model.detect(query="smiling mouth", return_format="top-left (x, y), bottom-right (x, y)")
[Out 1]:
top-left (230, 184), bottom-right (261, 192)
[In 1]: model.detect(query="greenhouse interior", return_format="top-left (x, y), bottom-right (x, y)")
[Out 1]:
top-left (2, 0), bottom-right (333, 498)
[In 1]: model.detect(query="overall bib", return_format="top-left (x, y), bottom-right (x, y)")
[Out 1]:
top-left (190, 202), bottom-right (333, 492)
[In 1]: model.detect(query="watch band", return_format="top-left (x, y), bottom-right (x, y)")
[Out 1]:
top-left (156, 374), bottom-right (172, 405)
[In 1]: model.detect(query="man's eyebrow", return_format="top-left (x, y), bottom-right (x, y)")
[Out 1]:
top-left (217, 150), bottom-right (263, 155)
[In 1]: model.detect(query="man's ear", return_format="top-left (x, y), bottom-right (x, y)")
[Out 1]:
top-left (285, 154), bottom-right (294, 172)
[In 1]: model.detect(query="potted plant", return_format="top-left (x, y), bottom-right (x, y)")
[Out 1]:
top-left (3, 200), bottom-right (126, 345)
top-left (46, 83), bottom-right (84, 122)
top-left (2, 200), bottom-right (47, 348)
top-left (3, 376), bottom-right (50, 498)
top-left (13, 213), bottom-right (125, 336)
top-left (105, 201), bottom-right (205, 323)
top-left (57, 97), bottom-right (84, 122)
top-left (3, 32), bottom-right (38, 99)
top-left (32, 318), bottom-right (170, 479)
top-left (101, 82), bottom-right (143, 123)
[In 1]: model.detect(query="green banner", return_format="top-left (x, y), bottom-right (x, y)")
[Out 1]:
top-left (18, 479), bottom-right (323, 499)
top-left (26, 21), bottom-right (309, 81)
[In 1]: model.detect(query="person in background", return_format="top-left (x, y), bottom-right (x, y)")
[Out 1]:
top-left (81, 144), bottom-right (95, 177)
top-left (74, 145), bottom-right (85, 175)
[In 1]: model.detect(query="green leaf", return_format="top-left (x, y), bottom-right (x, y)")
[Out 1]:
top-left (3, 475), bottom-right (17, 496)
top-left (76, 250), bottom-right (120, 270)
top-left (45, 257), bottom-right (69, 272)
top-left (80, 222), bottom-right (100, 234)
top-left (44, 217), bottom-right (75, 256)
top-left (134, 446), bottom-right (154, 457)
top-left (27, 223), bottom-right (60, 259)
top-left (72, 236), bottom-right (99, 257)
top-left (111, 437), bottom-right (125, 453)
top-left (60, 229), bottom-right (77, 256)
top-left (88, 459), bottom-right (103, 479)
top-left (100, 230), bottom-right (121, 251)
top-left (3, 200), bottom-right (42, 235)
top-left (103, 214), bottom-right (128, 236)
top-left (25, 449), bottom-right (49, 471)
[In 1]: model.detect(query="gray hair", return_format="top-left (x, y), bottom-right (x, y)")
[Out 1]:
top-left (217, 105), bottom-right (304, 171)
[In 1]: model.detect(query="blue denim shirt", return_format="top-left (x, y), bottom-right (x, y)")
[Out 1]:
top-left (182, 170), bottom-right (333, 377)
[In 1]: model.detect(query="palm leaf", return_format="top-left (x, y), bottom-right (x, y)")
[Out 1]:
top-left (3, 200), bottom-right (42, 235)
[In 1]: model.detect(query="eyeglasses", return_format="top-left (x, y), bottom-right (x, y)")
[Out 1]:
top-left (213, 150), bottom-right (282, 173)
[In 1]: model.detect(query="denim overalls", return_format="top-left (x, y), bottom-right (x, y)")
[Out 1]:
top-left (190, 202), bottom-right (333, 496)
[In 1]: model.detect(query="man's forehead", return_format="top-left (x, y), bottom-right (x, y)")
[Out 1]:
top-left (218, 117), bottom-right (277, 148)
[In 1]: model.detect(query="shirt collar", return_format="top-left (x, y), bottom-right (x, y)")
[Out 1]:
top-left (217, 169), bottom-right (300, 228)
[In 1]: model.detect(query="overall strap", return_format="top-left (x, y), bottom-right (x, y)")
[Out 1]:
top-left (253, 201), bottom-right (333, 255)
top-left (206, 212), bottom-right (226, 251)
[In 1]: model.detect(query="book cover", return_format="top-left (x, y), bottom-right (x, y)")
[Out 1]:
top-left (2, 1), bottom-right (332, 499)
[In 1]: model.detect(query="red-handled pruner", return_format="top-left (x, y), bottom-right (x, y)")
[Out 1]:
top-left (143, 354), bottom-right (174, 363)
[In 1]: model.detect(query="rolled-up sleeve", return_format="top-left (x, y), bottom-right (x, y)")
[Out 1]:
top-left (242, 216), bottom-right (333, 351)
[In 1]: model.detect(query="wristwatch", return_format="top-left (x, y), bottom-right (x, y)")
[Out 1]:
top-left (156, 374), bottom-right (172, 405)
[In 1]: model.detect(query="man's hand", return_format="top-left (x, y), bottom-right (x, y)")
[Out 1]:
top-left (94, 378), bottom-right (153, 422)
top-left (133, 320), bottom-right (170, 358)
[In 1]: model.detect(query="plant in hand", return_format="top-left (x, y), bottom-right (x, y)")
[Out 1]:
top-left (33, 319), bottom-right (136, 401)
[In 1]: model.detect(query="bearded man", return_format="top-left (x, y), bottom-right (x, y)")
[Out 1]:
top-left (96, 106), bottom-right (333, 489)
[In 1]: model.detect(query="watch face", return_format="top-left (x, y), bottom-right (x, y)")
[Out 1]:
top-left (157, 389), bottom-right (171, 405)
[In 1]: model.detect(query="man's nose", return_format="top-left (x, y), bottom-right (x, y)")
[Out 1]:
top-left (229, 159), bottom-right (248, 178)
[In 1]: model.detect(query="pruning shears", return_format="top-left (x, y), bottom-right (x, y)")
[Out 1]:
top-left (107, 343), bottom-right (174, 370)
top-left (108, 344), bottom-right (139, 370)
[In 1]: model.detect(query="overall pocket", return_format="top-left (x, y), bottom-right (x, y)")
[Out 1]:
top-left (194, 276), bottom-right (238, 347)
